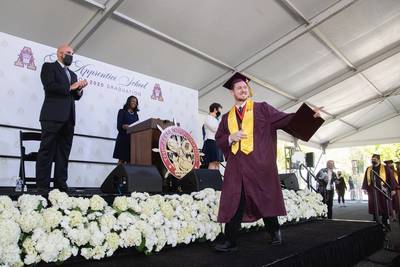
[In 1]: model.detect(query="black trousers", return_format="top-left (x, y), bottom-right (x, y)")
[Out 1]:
top-left (337, 191), bottom-right (345, 204)
top-left (323, 190), bottom-right (334, 219)
top-left (224, 187), bottom-right (280, 244)
top-left (35, 120), bottom-right (74, 189)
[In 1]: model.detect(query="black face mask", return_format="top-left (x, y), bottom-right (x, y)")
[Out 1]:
top-left (63, 54), bottom-right (73, 66)
top-left (216, 111), bottom-right (221, 118)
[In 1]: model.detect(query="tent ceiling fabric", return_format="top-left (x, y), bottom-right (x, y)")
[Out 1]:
top-left (77, 16), bottom-right (228, 89)
top-left (246, 32), bottom-right (350, 98)
top-left (0, 0), bottom-right (399, 148)
top-left (117, 0), bottom-right (302, 66)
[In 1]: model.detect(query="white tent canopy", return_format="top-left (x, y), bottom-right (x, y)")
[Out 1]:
top-left (1, 0), bottom-right (399, 149)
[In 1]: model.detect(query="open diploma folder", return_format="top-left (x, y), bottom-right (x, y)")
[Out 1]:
top-left (284, 103), bottom-right (325, 142)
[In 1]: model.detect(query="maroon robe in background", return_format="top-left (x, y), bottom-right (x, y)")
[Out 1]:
top-left (391, 169), bottom-right (400, 213)
top-left (215, 102), bottom-right (316, 223)
top-left (361, 164), bottom-right (396, 215)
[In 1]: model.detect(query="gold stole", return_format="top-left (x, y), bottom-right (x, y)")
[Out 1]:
top-left (394, 171), bottom-right (398, 184)
top-left (366, 164), bottom-right (386, 186)
top-left (227, 99), bottom-right (254, 155)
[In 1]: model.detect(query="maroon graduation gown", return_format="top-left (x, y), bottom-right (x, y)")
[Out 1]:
top-left (361, 165), bottom-right (396, 215)
top-left (215, 102), bottom-right (314, 223)
top-left (391, 169), bottom-right (400, 213)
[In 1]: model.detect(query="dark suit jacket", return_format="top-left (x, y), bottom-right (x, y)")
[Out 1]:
top-left (316, 168), bottom-right (338, 192)
top-left (39, 61), bottom-right (83, 124)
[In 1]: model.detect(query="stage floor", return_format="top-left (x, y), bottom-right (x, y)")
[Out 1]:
top-left (41, 219), bottom-right (384, 267)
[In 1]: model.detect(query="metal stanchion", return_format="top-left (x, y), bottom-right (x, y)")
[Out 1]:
top-left (371, 169), bottom-right (393, 250)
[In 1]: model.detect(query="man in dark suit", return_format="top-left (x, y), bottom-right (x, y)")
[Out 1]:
top-left (36, 44), bottom-right (88, 192)
top-left (316, 160), bottom-right (338, 219)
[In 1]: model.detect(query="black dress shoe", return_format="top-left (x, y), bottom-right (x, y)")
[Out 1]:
top-left (270, 230), bottom-right (282, 245)
top-left (214, 241), bottom-right (238, 252)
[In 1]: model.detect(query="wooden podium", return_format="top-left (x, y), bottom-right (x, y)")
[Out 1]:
top-left (127, 118), bottom-right (174, 174)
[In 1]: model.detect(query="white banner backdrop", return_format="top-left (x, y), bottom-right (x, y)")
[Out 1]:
top-left (0, 32), bottom-right (199, 187)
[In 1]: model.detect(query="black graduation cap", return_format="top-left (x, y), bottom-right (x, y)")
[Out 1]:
top-left (223, 72), bottom-right (254, 97)
top-left (223, 72), bottom-right (250, 89)
top-left (283, 103), bottom-right (325, 142)
top-left (384, 160), bottom-right (393, 165)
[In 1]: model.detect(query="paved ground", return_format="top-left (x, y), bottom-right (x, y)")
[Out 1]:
top-left (331, 200), bottom-right (400, 267)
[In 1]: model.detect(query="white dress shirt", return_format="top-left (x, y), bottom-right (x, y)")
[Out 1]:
top-left (204, 115), bottom-right (219, 140)
top-left (326, 169), bottom-right (333, 190)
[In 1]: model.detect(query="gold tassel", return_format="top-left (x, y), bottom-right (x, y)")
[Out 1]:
top-left (246, 80), bottom-right (254, 97)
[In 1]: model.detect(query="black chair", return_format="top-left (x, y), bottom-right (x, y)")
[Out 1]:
top-left (19, 131), bottom-right (54, 188)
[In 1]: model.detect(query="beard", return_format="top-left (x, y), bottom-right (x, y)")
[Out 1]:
top-left (234, 93), bottom-right (249, 102)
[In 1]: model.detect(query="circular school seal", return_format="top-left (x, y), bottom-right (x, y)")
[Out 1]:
top-left (158, 126), bottom-right (200, 179)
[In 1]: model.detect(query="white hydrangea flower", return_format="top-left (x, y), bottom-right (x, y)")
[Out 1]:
top-left (99, 213), bottom-right (117, 233)
top-left (0, 218), bottom-right (22, 265)
top-left (0, 196), bottom-right (14, 212)
top-left (130, 192), bottom-right (149, 200)
top-left (88, 221), bottom-right (105, 247)
top-left (0, 243), bottom-right (22, 266)
top-left (89, 195), bottom-right (107, 211)
top-left (18, 211), bottom-right (43, 233)
top-left (82, 245), bottom-right (106, 260)
top-left (66, 228), bottom-right (91, 246)
top-left (67, 210), bottom-right (86, 228)
top-left (105, 232), bottom-right (120, 255)
top-left (119, 225), bottom-right (142, 248)
top-left (48, 189), bottom-right (73, 211)
top-left (126, 197), bottom-right (141, 213)
top-left (42, 207), bottom-right (62, 231)
top-left (154, 228), bottom-right (167, 252)
top-left (0, 219), bottom-right (21, 246)
top-left (116, 212), bottom-right (138, 231)
top-left (72, 197), bottom-right (90, 214)
top-left (33, 229), bottom-right (71, 263)
top-left (0, 205), bottom-right (20, 221)
top-left (22, 237), bottom-right (40, 265)
top-left (159, 201), bottom-right (174, 220)
top-left (17, 194), bottom-right (47, 213)
top-left (113, 196), bottom-right (128, 212)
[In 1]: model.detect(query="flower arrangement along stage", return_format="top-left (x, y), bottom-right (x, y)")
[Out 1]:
top-left (0, 188), bottom-right (326, 266)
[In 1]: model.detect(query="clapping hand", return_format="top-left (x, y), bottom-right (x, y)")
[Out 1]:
top-left (70, 80), bottom-right (88, 91)
top-left (230, 130), bottom-right (247, 142)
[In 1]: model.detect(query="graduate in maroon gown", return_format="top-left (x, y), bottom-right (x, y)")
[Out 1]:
top-left (394, 161), bottom-right (400, 223)
top-left (214, 73), bottom-right (324, 252)
top-left (384, 160), bottom-right (400, 223)
top-left (362, 155), bottom-right (397, 230)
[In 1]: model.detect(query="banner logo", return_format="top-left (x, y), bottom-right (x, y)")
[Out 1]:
top-left (14, 46), bottom-right (36, 70)
top-left (151, 83), bottom-right (164, 102)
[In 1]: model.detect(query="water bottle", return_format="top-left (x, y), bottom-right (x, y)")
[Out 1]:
top-left (15, 178), bottom-right (23, 192)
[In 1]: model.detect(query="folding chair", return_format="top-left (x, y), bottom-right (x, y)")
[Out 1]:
top-left (19, 131), bottom-right (54, 188)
